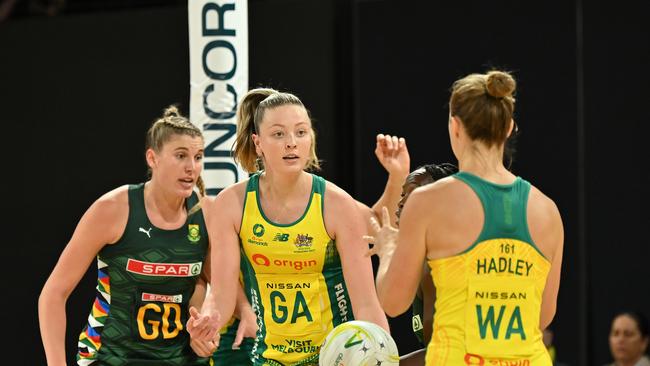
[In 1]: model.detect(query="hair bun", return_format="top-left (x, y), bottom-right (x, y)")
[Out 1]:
top-left (163, 105), bottom-right (181, 118)
top-left (486, 70), bottom-right (516, 98)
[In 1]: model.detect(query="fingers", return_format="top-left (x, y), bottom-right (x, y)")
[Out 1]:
top-left (375, 134), bottom-right (408, 160)
top-left (186, 309), bottom-right (198, 334)
top-left (187, 306), bottom-right (208, 333)
top-left (233, 317), bottom-right (250, 350)
top-left (189, 306), bottom-right (201, 319)
top-left (205, 340), bottom-right (218, 356)
top-left (376, 134), bottom-right (396, 153)
top-left (383, 134), bottom-right (394, 151)
top-left (375, 133), bottom-right (409, 179)
top-left (192, 313), bottom-right (210, 329)
top-left (189, 336), bottom-right (217, 358)
top-left (369, 216), bottom-right (381, 233)
top-left (187, 309), bottom-right (223, 342)
top-left (374, 134), bottom-right (385, 160)
top-left (233, 324), bottom-right (245, 350)
top-left (362, 235), bottom-right (375, 243)
top-left (381, 206), bottom-right (391, 227)
top-left (365, 246), bottom-right (377, 257)
top-left (362, 235), bottom-right (376, 257)
top-left (376, 133), bottom-right (393, 150)
top-left (202, 327), bottom-right (220, 344)
top-left (398, 136), bottom-right (406, 151)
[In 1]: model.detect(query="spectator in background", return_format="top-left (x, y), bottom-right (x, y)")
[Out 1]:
top-left (605, 311), bottom-right (650, 366)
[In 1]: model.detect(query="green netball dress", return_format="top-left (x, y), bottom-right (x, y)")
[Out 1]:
top-left (213, 173), bottom-right (353, 366)
top-left (76, 183), bottom-right (210, 366)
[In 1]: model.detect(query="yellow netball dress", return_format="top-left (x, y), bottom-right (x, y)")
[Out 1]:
top-left (237, 173), bottom-right (352, 366)
top-left (426, 172), bottom-right (552, 366)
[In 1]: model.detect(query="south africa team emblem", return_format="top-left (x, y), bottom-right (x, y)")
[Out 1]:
top-left (187, 224), bottom-right (200, 243)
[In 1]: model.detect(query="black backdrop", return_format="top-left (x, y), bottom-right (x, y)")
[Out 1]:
top-left (1, 1), bottom-right (648, 365)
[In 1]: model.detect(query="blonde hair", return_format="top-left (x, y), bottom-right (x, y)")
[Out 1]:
top-left (233, 88), bottom-right (320, 173)
top-left (147, 105), bottom-right (206, 203)
top-left (449, 70), bottom-right (516, 147)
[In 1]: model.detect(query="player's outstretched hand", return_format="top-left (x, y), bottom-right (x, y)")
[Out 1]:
top-left (363, 206), bottom-right (399, 259)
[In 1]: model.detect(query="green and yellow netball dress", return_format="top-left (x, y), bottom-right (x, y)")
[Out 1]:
top-left (411, 278), bottom-right (427, 346)
top-left (76, 184), bottom-right (210, 366)
top-left (236, 173), bottom-right (353, 366)
top-left (425, 172), bottom-right (552, 366)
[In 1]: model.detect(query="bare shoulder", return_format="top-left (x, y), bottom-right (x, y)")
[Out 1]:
top-left (527, 184), bottom-right (564, 259)
top-left (324, 179), bottom-right (348, 197)
top-left (92, 185), bottom-right (130, 217)
top-left (409, 175), bottom-right (465, 209)
top-left (322, 179), bottom-right (365, 240)
top-left (323, 180), bottom-right (355, 208)
top-left (80, 185), bottom-right (130, 244)
top-left (201, 180), bottom-right (249, 231)
top-left (404, 176), bottom-right (483, 256)
top-left (203, 179), bottom-right (248, 209)
top-left (527, 184), bottom-right (563, 225)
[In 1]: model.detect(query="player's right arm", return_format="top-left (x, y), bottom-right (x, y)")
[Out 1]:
top-left (39, 186), bottom-right (128, 366)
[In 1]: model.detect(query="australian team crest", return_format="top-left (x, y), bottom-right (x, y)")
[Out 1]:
top-left (187, 224), bottom-right (200, 243)
top-left (294, 233), bottom-right (313, 248)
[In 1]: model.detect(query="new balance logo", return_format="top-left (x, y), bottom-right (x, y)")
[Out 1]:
top-left (139, 227), bottom-right (152, 238)
top-left (273, 233), bottom-right (290, 242)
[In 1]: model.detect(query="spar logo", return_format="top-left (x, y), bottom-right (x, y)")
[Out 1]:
top-left (251, 253), bottom-right (317, 271)
top-left (127, 259), bottom-right (202, 277)
top-left (142, 292), bottom-right (183, 303)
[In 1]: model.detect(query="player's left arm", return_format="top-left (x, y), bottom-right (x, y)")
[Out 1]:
top-left (325, 182), bottom-right (390, 333)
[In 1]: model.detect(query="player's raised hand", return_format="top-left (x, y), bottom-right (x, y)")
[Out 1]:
top-left (374, 134), bottom-right (410, 179)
